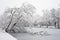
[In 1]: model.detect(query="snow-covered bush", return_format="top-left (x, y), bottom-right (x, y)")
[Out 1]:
top-left (25, 27), bottom-right (49, 36)
top-left (48, 26), bottom-right (55, 29)
top-left (13, 26), bottom-right (27, 33)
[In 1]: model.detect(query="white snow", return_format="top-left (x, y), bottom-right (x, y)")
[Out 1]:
top-left (25, 27), bottom-right (60, 35)
top-left (0, 29), bottom-right (17, 40)
top-left (23, 27), bottom-right (60, 40)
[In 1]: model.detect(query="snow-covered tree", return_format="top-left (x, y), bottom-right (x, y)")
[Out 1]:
top-left (50, 8), bottom-right (60, 29)
top-left (0, 2), bottom-right (36, 32)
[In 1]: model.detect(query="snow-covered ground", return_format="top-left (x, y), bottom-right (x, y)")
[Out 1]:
top-left (10, 27), bottom-right (60, 40)
top-left (0, 29), bottom-right (17, 40)
top-left (25, 27), bottom-right (60, 35)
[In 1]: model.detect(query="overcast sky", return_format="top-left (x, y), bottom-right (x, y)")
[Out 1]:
top-left (0, 0), bottom-right (60, 16)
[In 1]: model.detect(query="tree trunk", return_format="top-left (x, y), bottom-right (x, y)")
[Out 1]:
top-left (9, 15), bottom-right (22, 32)
top-left (5, 18), bottom-right (12, 32)
top-left (10, 23), bottom-right (17, 31)
top-left (5, 13), bottom-right (13, 32)
top-left (58, 18), bottom-right (59, 29)
top-left (54, 22), bottom-right (56, 28)
top-left (56, 17), bottom-right (60, 29)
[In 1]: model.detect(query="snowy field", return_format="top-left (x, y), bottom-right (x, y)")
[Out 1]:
top-left (10, 27), bottom-right (60, 40)
top-left (0, 29), bottom-right (17, 40)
